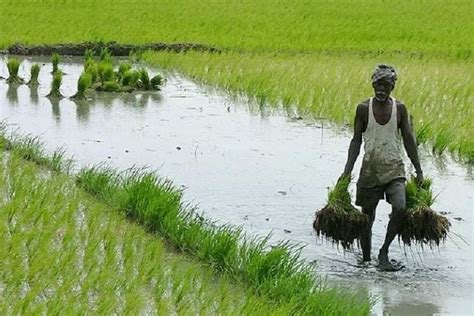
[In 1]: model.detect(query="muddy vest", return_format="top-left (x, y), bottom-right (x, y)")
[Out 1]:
top-left (358, 97), bottom-right (406, 188)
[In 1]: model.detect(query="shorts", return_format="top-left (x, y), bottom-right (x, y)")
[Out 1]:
top-left (356, 178), bottom-right (406, 210)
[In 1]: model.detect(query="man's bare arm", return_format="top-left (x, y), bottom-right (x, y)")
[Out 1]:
top-left (343, 104), bottom-right (366, 176)
top-left (399, 103), bottom-right (423, 177)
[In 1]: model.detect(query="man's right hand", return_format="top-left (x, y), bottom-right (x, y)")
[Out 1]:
top-left (338, 172), bottom-right (351, 184)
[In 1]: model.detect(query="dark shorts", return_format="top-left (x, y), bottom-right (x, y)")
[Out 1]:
top-left (356, 178), bottom-right (406, 210)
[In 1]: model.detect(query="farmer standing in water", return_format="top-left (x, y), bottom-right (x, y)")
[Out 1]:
top-left (341, 64), bottom-right (423, 271)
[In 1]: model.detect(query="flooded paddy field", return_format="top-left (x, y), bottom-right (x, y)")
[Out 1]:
top-left (1, 57), bottom-right (473, 315)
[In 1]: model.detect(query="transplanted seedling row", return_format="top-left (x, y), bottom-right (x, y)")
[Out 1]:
top-left (1, 50), bottom-right (165, 101)
top-left (0, 149), bottom-right (304, 314)
top-left (72, 48), bottom-right (164, 99)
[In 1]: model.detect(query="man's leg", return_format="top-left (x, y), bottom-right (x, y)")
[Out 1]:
top-left (361, 204), bottom-right (377, 261)
top-left (378, 179), bottom-right (406, 269)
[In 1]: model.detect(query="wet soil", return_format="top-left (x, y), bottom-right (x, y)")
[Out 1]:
top-left (1, 57), bottom-right (473, 315)
top-left (1, 41), bottom-right (221, 56)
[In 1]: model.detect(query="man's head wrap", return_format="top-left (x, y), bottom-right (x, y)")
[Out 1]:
top-left (371, 64), bottom-right (397, 84)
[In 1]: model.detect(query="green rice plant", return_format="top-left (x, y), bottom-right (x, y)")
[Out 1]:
top-left (84, 48), bottom-right (95, 62)
top-left (51, 52), bottom-right (60, 74)
top-left (118, 63), bottom-right (132, 77)
top-left (313, 176), bottom-right (368, 249)
top-left (122, 70), bottom-right (140, 88)
top-left (100, 81), bottom-right (121, 92)
top-left (97, 62), bottom-right (115, 83)
top-left (47, 71), bottom-right (63, 98)
top-left (138, 68), bottom-right (150, 90)
top-left (72, 72), bottom-right (92, 99)
top-left (150, 74), bottom-right (164, 90)
top-left (99, 47), bottom-right (113, 64)
top-left (27, 63), bottom-right (40, 85)
top-left (84, 59), bottom-right (99, 82)
top-left (399, 177), bottom-right (450, 247)
top-left (6, 58), bottom-right (23, 84)
top-left (75, 165), bottom-right (370, 314)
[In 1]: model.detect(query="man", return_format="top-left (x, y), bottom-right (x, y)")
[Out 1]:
top-left (341, 64), bottom-right (423, 271)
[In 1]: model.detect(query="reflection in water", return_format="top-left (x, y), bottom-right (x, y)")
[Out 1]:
top-left (48, 97), bottom-right (61, 122)
top-left (384, 301), bottom-right (440, 316)
top-left (72, 99), bottom-right (91, 123)
top-left (29, 86), bottom-right (39, 105)
top-left (6, 84), bottom-right (19, 104)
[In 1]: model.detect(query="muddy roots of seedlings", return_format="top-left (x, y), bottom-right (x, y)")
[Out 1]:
top-left (399, 177), bottom-right (450, 247)
top-left (313, 176), bottom-right (368, 249)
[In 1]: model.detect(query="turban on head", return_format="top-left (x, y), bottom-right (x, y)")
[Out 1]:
top-left (371, 64), bottom-right (397, 84)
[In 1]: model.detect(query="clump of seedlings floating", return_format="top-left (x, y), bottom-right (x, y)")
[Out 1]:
top-left (78, 48), bottom-right (165, 95)
top-left (47, 71), bottom-right (64, 98)
top-left (313, 176), bottom-right (368, 249)
top-left (27, 63), bottom-right (41, 86)
top-left (399, 177), bottom-right (450, 247)
top-left (6, 58), bottom-right (24, 84)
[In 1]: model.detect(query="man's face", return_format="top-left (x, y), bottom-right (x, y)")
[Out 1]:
top-left (372, 80), bottom-right (394, 102)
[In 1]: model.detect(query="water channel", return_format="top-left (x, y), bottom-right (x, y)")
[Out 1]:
top-left (1, 56), bottom-right (473, 315)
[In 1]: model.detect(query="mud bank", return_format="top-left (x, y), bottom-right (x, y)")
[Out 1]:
top-left (0, 41), bottom-right (221, 56)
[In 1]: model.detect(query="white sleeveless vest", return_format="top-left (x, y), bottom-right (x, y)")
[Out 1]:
top-left (358, 97), bottom-right (406, 188)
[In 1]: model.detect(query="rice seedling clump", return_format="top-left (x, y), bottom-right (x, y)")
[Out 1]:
top-left (28, 63), bottom-right (41, 85)
top-left (399, 177), bottom-right (450, 247)
top-left (47, 71), bottom-right (64, 98)
top-left (313, 176), bottom-right (368, 249)
top-left (72, 72), bottom-right (92, 99)
top-left (51, 52), bottom-right (60, 73)
top-left (6, 58), bottom-right (24, 84)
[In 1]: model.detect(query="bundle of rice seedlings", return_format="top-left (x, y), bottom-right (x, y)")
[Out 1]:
top-left (85, 61), bottom-right (99, 83)
top-left (138, 68), bottom-right (151, 90)
top-left (72, 72), bottom-right (92, 99)
top-left (399, 177), bottom-right (450, 247)
top-left (84, 48), bottom-right (95, 62)
top-left (47, 71), bottom-right (64, 98)
top-left (150, 74), bottom-right (165, 90)
top-left (99, 47), bottom-right (113, 64)
top-left (313, 176), bottom-right (368, 249)
top-left (100, 81), bottom-right (121, 92)
top-left (97, 63), bottom-right (115, 83)
top-left (6, 58), bottom-right (24, 84)
top-left (122, 70), bottom-right (140, 88)
top-left (28, 64), bottom-right (41, 86)
top-left (51, 53), bottom-right (60, 74)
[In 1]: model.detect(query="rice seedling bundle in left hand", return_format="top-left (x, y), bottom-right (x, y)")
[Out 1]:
top-left (399, 177), bottom-right (450, 247)
top-left (313, 176), bottom-right (368, 249)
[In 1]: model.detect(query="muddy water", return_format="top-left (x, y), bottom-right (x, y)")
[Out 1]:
top-left (1, 57), bottom-right (473, 315)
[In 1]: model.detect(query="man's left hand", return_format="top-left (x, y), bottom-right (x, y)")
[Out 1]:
top-left (415, 172), bottom-right (424, 188)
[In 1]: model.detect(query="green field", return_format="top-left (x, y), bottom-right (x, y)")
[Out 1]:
top-left (2, 0), bottom-right (472, 161)
top-left (0, 1), bottom-right (472, 313)
top-left (1, 0), bottom-right (473, 161)
top-left (0, 128), bottom-right (370, 314)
